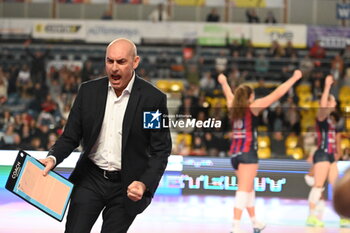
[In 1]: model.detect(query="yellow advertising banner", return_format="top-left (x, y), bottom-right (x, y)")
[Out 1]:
top-left (174, 0), bottom-right (205, 6)
top-left (232, 0), bottom-right (266, 8)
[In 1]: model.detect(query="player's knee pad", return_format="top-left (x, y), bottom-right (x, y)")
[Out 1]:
top-left (308, 187), bottom-right (324, 204)
top-left (235, 191), bottom-right (249, 210)
top-left (246, 191), bottom-right (255, 207)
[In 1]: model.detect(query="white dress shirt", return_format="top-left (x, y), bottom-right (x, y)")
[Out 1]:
top-left (88, 74), bottom-right (135, 171)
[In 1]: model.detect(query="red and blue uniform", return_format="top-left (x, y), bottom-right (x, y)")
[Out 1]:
top-left (230, 109), bottom-right (259, 169)
top-left (313, 117), bottom-right (336, 163)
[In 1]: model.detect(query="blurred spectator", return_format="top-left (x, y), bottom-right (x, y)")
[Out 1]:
top-left (7, 65), bottom-right (19, 96)
top-left (190, 136), bottom-right (206, 156)
top-left (254, 53), bottom-right (269, 74)
top-left (48, 79), bottom-right (62, 103)
top-left (17, 64), bottom-right (31, 84)
top-left (24, 40), bottom-right (50, 84)
top-left (199, 71), bottom-right (215, 93)
top-left (241, 39), bottom-right (255, 57)
top-left (269, 40), bottom-right (285, 57)
top-left (342, 68), bottom-right (350, 85)
top-left (36, 124), bottom-right (51, 149)
top-left (46, 132), bottom-right (58, 149)
top-left (0, 111), bottom-right (14, 131)
top-left (284, 41), bottom-right (296, 58)
top-left (177, 95), bottom-right (198, 120)
top-left (254, 78), bottom-right (273, 99)
top-left (29, 137), bottom-right (45, 151)
top-left (204, 132), bottom-right (219, 156)
top-left (302, 126), bottom-right (317, 158)
top-left (2, 124), bottom-right (16, 146)
top-left (299, 55), bottom-right (314, 80)
top-left (20, 123), bottom-right (33, 146)
top-left (149, 3), bottom-right (170, 22)
top-left (41, 94), bottom-right (57, 114)
top-left (81, 60), bottom-right (96, 82)
top-left (264, 11), bottom-right (277, 24)
top-left (285, 102), bottom-right (301, 135)
top-left (2, 133), bottom-right (23, 150)
top-left (101, 9), bottom-right (112, 20)
top-left (16, 64), bottom-right (33, 100)
top-left (185, 64), bottom-right (200, 85)
top-left (215, 50), bottom-right (228, 74)
top-left (61, 72), bottom-right (79, 97)
top-left (309, 40), bottom-right (326, 59)
top-left (156, 51), bottom-right (171, 79)
top-left (173, 135), bottom-right (191, 156)
top-left (61, 103), bottom-right (71, 121)
top-left (270, 131), bottom-right (286, 158)
top-left (330, 54), bottom-right (344, 81)
top-left (0, 69), bottom-right (8, 104)
top-left (268, 104), bottom-right (287, 132)
top-left (246, 9), bottom-right (260, 23)
top-left (226, 34), bottom-right (243, 57)
top-left (342, 44), bottom-right (350, 59)
top-left (311, 78), bottom-right (323, 100)
top-left (206, 8), bottom-right (220, 22)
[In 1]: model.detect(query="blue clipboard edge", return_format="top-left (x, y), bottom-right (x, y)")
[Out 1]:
top-left (5, 150), bottom-right (74, 222)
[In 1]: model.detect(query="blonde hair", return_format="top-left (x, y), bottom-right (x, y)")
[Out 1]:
top-left (231, 85), bottom-right (253, 120)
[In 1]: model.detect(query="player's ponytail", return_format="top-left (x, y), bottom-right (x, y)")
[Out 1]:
top-left (231, 85), bottom-right (252, 120)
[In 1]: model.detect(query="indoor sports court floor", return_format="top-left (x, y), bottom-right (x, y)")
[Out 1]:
top-left (1, 194), bottom-right (349, 233)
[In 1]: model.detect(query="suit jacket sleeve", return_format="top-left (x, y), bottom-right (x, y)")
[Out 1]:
top-left (138, 93), bottom-right (172, 196)
top-left (47, 85), bottom-right (84, 165)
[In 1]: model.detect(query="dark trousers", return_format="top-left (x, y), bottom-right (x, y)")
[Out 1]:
top-left (65, 161), bottom-right (136, 233)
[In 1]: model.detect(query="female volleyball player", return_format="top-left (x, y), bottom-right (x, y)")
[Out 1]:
top-left (306, 75), bottom-right (346, 227)
top-left (218, 70), bottom-right (302, 233)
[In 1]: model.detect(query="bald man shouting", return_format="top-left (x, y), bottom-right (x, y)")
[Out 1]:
top-left (40, 38), bottom-right (172, 233)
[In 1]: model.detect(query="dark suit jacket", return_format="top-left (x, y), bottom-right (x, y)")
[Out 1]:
top-left (48, 75), bottom-right (172, 215)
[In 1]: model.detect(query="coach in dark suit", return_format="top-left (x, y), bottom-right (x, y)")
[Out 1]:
top-left (40, 38), bottom-right (172, 233)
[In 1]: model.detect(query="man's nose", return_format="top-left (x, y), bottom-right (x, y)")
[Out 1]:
top-left (112, 61), bottom-right (119, 71)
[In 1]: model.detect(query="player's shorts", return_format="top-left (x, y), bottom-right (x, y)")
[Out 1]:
top-left (230, 151), bottom-right (258, 170)
top-left (313, 149), bottom-right (335, 164)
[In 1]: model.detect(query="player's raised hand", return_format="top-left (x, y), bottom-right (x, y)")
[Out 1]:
top-left (292, 69), bottom-right (303, 80)
top-left (325, 74), bottom-right (334, 87)
top-left (217, 73), bottom-right (228, 85)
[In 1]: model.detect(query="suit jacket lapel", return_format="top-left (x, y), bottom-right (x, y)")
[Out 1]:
top-left (86, 77), bottom-right (109, 153)
top-left (122, 76), bottom-right (141, 154)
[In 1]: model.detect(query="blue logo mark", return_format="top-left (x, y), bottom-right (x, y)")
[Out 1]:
top-left (143, 110), bottom-right (162, 129)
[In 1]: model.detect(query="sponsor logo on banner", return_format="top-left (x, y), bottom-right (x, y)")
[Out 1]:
top-left (231, 0), bottom-right (283, 8)
top-left (265, 27), bottom-right (294, 41)
top-left (232, 0), bottom-right (266, 7)
top-left (174, 0), bottom-right (205, 6)
top-left (32, 20), bottom-right (86, 40)
top-left (337, 3), bottom-right (350, 19)
top-left (252, 25), bottom-right (307, 48)
top-left (86, 21), bottom-right (141, 43)
top-left (308, 26), bottom-right (350, 49)
top-left (198, 23), bottom-right (251, 46)
top-left (35, 24), bottom-right (81, 34)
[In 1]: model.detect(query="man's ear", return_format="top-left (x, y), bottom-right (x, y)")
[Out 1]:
top-left (133, 56), bottom-right (140, 69)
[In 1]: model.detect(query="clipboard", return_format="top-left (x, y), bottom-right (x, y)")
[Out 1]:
top-left (5, 150), bottom-right (74, 222)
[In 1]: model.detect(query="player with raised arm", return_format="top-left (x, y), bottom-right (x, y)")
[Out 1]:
top-left (218, 70), bottom-right (302, 233)
top-left (306, 75), bottom-right (348, 227)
